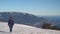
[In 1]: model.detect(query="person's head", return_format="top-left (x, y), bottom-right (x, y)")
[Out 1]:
top-left (9, 17), bottom-right (13, 20)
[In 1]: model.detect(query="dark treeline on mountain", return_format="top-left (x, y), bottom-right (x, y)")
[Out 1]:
top-left (0, 12), bottom-right (60, 30)
top-left (42, 23), bottom-right (60, 30)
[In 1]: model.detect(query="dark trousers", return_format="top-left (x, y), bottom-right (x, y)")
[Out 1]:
top-left (9, 25), bottom-right (13, 32)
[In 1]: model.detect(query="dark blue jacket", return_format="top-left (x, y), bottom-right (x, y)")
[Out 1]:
top-left (8, 20), bottom-right (14, 26)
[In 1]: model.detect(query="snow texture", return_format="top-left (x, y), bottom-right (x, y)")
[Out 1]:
top-left (0, 22), bottom-right (60, 34)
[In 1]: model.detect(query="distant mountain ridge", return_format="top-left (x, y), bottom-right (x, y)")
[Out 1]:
top-left (0, 12), bottom-right (59, 28)
top-left (0, 12), bottom-right (40, 23)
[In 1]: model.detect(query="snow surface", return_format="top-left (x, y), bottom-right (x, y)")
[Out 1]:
top-left (0, 22), bottom-right (60, 34)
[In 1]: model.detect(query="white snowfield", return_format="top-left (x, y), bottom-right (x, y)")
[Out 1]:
top-left (0, 22), bottom-right (60, 34)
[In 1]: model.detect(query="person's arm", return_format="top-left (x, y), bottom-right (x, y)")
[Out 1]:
top-left (12, 20), bottom-right (14, 25)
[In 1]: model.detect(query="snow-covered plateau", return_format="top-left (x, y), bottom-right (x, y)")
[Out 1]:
top-left (0, 22), bottom-right (60, 34)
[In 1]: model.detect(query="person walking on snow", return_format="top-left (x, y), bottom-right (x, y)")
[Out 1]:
top-left (8, 17), bottom-right (14, 32)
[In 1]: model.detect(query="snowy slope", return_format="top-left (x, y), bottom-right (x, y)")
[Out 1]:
top-left (0, 22), bottom-right (60, 34)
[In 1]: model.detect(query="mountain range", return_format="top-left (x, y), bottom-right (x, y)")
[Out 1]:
top-left (0, 12), bottom-right (60, 28)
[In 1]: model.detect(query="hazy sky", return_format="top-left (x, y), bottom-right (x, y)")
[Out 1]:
top-left (0, 0), bottom-right (60, 16)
